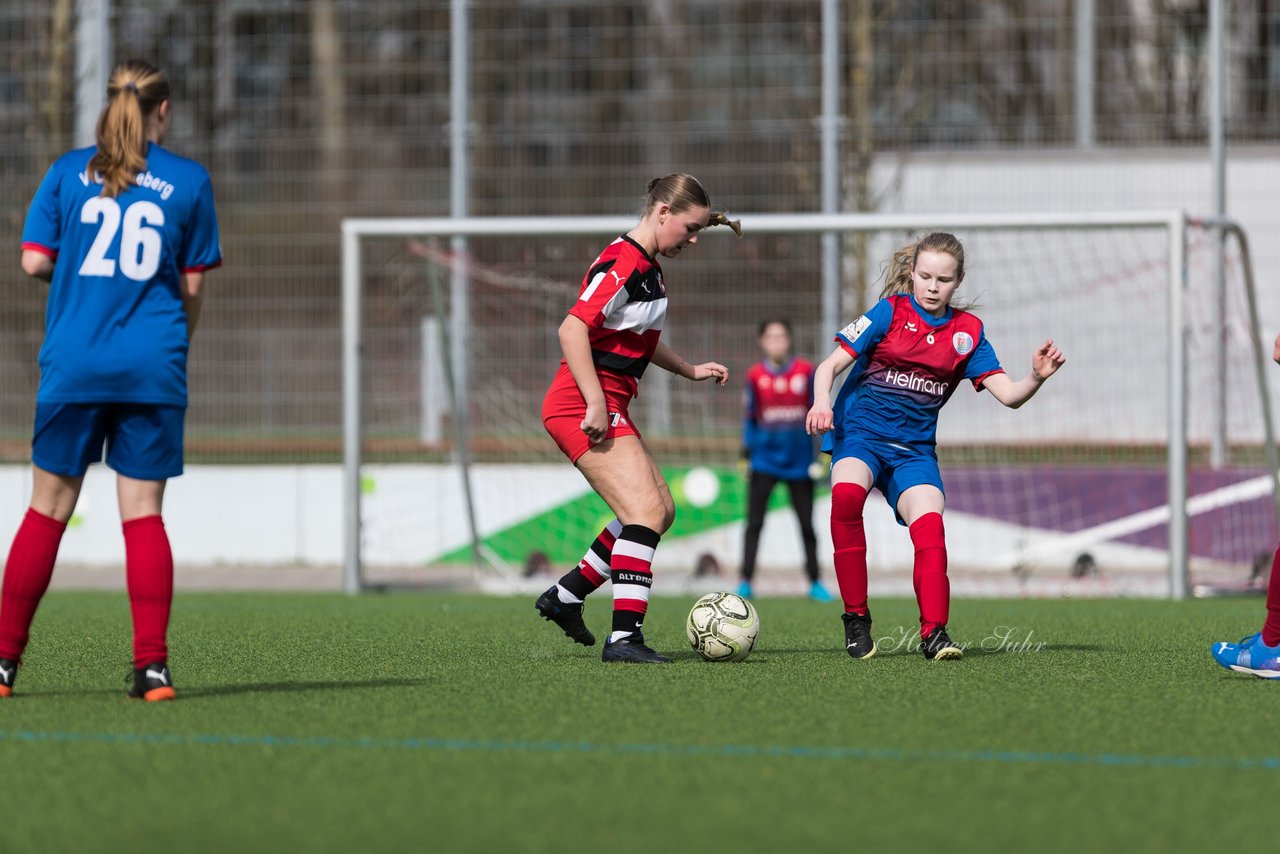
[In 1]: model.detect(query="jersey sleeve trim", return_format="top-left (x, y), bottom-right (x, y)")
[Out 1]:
top-left (181, 260), bottom-right (222, 273)
top-left (836, 336), bottom-right (859, 359)
top-left (971, 367), bottom-right (1005, 390)
top-left (21, 242), bottom-right (57, 259)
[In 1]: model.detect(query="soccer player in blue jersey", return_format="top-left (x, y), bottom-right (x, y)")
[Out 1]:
top-left (1210, 332), bottom-right (1280, 679)
top-left (0, 60), bottom-right (220, 700)
top-left (739, 319), bottom-right (832, 602)
top-left (806, 233), bottom-right (1064, 662)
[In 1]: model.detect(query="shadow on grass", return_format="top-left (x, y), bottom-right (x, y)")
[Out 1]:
top-left (14, 677), bottom-right (430, 700)
top-left (182, 677), bottom-right (429, 698)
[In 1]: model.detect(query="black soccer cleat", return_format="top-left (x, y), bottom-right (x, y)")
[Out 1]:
top-left (601, 635), bottom-right (673, 664)
top-left (841, 611), bottom-right (877, 660)
top-left (127, 661), bottom-right (177, 702)
top-left (535, 586), bottom-right (596, 646)
top-left (921, 625), bottom-right (963, 661)
top-left (0, 658), bottom-right (17, 698)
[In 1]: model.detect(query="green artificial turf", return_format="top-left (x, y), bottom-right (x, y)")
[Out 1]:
top-left (0, 591), bottom-right (1274, 853)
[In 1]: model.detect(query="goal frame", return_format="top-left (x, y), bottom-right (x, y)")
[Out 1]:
top-left (340, 210), bottom-right (1276, 598)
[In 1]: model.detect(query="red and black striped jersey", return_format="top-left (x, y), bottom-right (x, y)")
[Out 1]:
top-left (564, 234), bottom-right (666, 397)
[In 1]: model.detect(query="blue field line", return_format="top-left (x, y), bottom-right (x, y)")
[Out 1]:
top-left (1, 729), bottom-right (1278, 771)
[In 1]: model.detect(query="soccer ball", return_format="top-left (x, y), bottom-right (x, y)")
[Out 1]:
top-left (686, 592), bottom-right (760, 662)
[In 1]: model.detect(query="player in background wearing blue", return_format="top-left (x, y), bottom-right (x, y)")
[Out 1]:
top-left (1211, 332), bottom-right (1280, 679)
top-left (0, 60), bottom-right (220, 700)
top-left (739, 319), bottom-right (832, 602)
top-left (807, 233), bottom-right (1064, 662)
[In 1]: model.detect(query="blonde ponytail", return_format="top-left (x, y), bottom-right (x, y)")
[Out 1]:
top-left (88, 59), bottom-right (170, 198)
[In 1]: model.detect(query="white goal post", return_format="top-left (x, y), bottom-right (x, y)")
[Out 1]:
top-left (340, 211), bottom-right (1277, 598)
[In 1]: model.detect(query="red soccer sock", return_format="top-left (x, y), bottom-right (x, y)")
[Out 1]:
top-left (910, 512), bottom-right (949, 638)
top-left (1262, 545), bottom-right (1280, 647)
top-left (124, 516), bottom-right (174, 668)
top-left (830, 483), bottom-right (870, 615)
top-left (0, 509), bottom-right (68, 661)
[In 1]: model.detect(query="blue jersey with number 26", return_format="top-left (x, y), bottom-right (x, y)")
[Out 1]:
top-left (21, 142), bottom-right (221, 406)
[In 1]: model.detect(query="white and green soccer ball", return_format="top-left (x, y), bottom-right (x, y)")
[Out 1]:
top-left (686, 592), bottom-right (759, 662)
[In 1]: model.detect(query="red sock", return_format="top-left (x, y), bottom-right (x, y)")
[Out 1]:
top-left (910, 513), bottom-right (949, 637)
top-left (124, 516), bottom-right (174, 668)
top-left (0, 509), bottom-right (68, 661)
top-left (831, 483), bottom-right (869, 615)
top-left (1262, 544), bottom-right (1280, 647)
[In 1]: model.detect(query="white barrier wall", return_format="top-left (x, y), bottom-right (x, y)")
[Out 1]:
top-left (0, 464), bottom-right (1165, 575)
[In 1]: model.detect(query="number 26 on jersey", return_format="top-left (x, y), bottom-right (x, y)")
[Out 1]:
top-left (78, 197), bottom-right (165, 281)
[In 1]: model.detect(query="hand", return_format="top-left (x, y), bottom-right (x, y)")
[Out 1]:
top-left (1031, 339), bottom-right (1066, 382)
top-left (580, 400), bottom-right (609, 445)
top-left (1272, 333), bottom-right (1280, 365)
top-left (806, 403), bottom-right (834, 436)
top-left (687, 362), bottom-right (729, 385)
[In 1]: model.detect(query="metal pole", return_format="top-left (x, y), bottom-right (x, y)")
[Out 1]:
top-left (1074, 0), bottom-right (1095, 149)
top-left (341, 226), bottom-right (363, 594)
top-left (819, 0), bottom-right (841, 353)
top-left (75, 0), bottom-right (111, 147)
top-left (451, 0), bottom-right (470, 395)
top-left (450, 0), bottom-right (479, 568)
top-left (1209, 0), bottom-right (1228, 467)
top-left (1168, 213), bottom-right (1189, 600)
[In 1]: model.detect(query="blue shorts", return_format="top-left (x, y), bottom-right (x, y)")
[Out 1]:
top-left (33, 403), bottom-right (185, 480)
top-left (830, 435), bottom-right (943, 526)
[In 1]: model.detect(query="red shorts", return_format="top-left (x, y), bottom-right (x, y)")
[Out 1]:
top-left (542, 365), bottom-right (641, 463)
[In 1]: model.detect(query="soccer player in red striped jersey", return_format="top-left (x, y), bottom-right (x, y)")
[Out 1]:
top-left (807, 233), bottom-right (1065, 662)
top-left (537, 174), bottom-right (741, 663)
top-left (1210, 332), bottom-right (1280, 679)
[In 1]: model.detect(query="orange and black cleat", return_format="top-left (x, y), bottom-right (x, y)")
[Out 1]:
top-left (127, 662), bottom-right (177, 702)
top-left (0, 658), bottom-right (16, 697)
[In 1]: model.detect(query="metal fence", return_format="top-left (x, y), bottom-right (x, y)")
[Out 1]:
top-left (1, 0), bottom-right (1277, 462)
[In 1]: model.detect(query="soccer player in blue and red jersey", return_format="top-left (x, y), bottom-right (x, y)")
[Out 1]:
top-left (739, 319), bottom-right (832, 602)
top-left (537, 174), bottom-right (740, 663)
top-left (807, 233), bottom-right (1064, 662)
top-left (1211, 332), bottom-right (1280, 679)
top-left (0, 60), bottom-right (220, 700)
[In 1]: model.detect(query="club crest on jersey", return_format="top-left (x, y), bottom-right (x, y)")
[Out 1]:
top-left (952, 331), bottom-right (974, 355)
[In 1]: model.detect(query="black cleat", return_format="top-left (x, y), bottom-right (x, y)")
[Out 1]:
top-left (127, 662), bottom-right (177, 701)
top-left (535, 586), bottom-right (596, 646)
top-left (921, 625), bottom-right (963, 661)
top-left (0, 658), bottom-right (17, 698)
top-left (842, 611), bottom-right (877, 660)
top-left (601, 635), bottom-right (673, 664)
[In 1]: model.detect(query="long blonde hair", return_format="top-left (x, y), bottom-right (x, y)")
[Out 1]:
top-left (878, 232), bottom-right (976, 310)
top-left (88, 59), bottom-right (170, 198)
top-left (642, 173), bottom-right (743, 237)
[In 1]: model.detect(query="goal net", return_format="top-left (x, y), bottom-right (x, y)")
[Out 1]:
top-left (341, 212), bottom-right (1277, 598)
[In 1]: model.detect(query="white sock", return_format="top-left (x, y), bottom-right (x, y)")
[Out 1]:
top-left (555, 584), bottom-right (583, 605)
top-left (608, 630), bottom-right (633, 643)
